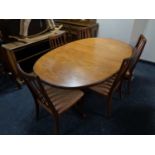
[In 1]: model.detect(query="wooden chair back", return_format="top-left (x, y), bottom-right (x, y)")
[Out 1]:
top-left (49, 32), bottom-right (67, 49)
top-left (77, 27), bottom-right (92, 39)
top-left (135, 34), bottom-right (147, 52)
top-left (129, 34), bottom-right (147, 75)
top-left (110, 58), bottom-right (131, 94)
top-left (17, 64), bottom-right (57, 115)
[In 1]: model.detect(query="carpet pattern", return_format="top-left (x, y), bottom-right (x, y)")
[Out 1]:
top-left (0, 61), bottom-right (155, 134)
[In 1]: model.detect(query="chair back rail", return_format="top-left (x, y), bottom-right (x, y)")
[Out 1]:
top-left (49, 32), bottom-right (67, 49)
top-left (110, 58), bottom-right (131, 94)
top-left (129, 34), bottom-right (147, 75)
top-left (77, 27), bottom-right (92, 39)
top-left (135, 34), bottom-right (147, 52)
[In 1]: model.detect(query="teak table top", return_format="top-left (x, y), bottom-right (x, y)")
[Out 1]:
top-left (33, 38), bottom-right (132, 88)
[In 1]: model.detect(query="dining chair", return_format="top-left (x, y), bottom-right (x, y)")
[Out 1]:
top-left (17, 64), bottom-right (84, 134)
top-left (49, 32), bottom-right (67, 49)
top-left (124, 34), bottom-right (147, 93)
top-left (77, 27), bottom-right (92, 39)
top-left (89, 58), bottom-right (131, 117)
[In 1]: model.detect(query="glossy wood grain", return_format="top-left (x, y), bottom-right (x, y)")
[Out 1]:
top-left (33, 38), bottom-right (132, 88)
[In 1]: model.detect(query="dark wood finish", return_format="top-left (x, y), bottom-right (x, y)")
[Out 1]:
top-left (49, 32), bottom-right (67, 49)
top-left (17, 63), bottom-right (84, 134)
top-left (124, 34), bottom-right (147, 93)
top-left (135, 34), bottom-right (147, 51)
top-left (54, 19), bottom-right (99, 41)
top-left (89, 58), bottom-right (131, 117)
top-left (34, 38), bottom-right (132, 89)
top-left (77, 27), bottom-right (92, 39)
top-left (1, 30), bottom-right (66, 85)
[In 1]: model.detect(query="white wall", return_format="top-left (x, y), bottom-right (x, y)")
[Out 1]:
top-left (97, 19), bottom-right (155, 63)
top-left (97, 19), bottom-right (134, 43)
top-left (129, 19), bottom-right (149, 46)
top-left (142, 19), bottom-right (155, 62)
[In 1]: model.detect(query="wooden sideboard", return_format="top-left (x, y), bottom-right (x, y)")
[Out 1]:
top-left (54, 19), bottom-right (99, 41)
top-left (1, 30), bottom-right (66, 85)
top-left (0, 19), bottom-right (99, 86)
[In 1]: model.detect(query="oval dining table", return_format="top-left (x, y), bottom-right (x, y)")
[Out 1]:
top-left (33, 38), bottom-right (132, 89)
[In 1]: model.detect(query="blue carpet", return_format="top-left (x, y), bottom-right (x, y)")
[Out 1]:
top-left (0, 61), bottom-right (155, 134)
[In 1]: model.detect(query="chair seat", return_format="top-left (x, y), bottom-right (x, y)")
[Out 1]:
top-left (43, 84), bottom-right (84, 114)
top-left (90, 74), bottom-right (117, 96)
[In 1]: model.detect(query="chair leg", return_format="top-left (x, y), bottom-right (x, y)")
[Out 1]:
top-left (54, 116), bottom-right (60, 135)
top-left (106, 95), bottom-right (112, 118)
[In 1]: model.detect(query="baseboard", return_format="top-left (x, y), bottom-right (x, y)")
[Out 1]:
top-left (140, 59), bottom-right (155, 66)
